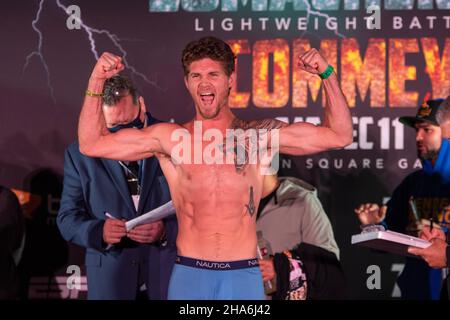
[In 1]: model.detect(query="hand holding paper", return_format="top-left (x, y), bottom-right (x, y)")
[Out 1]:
top-left (127, 220), bottom-right (164, 243)
top-left (104, 200), bottom-right (175, 249)
top-left (125, 200), bottom-right (175, 232)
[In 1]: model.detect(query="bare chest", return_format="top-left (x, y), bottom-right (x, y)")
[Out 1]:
top-left (178, 163), bottom-right (260, 198)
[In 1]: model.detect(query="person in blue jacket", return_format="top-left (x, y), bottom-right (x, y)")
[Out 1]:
top-left (355, 97), bottom-right (450, 299)
top-left (408, 96), bottom-right (450, 299)
top-left (57, 74), bottom-right (177, 300)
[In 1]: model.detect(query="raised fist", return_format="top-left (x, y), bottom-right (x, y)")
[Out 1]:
top-left (354, 203), bottom-right (387, 225)
top-left (297, 48), bottom-right (329, 75)
top-left (91, 52), bottom-right (125, 80)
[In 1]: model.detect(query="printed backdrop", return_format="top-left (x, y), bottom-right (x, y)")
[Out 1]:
top-left (0, 0), bottom-right (449, 299)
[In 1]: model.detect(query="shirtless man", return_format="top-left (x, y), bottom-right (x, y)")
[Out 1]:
top-left (78, 37), bottom-right (352, 300)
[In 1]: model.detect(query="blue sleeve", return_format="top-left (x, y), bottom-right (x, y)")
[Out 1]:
top-left (56, 147), bottom-right (105, 252)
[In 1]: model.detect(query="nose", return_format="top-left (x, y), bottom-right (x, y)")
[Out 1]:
top-left (416, 129), bottom-right (424, 142)
top-left (198, 82), bottom-right (212, 88)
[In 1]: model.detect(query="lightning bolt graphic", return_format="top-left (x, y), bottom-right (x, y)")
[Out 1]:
top-left (25, 0), bottom-right (345, 102)
top-left (301, 0), bottom-right (346, 39)
top-left (24, 0), bottom-right (165, 103)
top-left (23, 0), bottom-right (55, 103)
top-left (55, 0), bottom-right (164, 91)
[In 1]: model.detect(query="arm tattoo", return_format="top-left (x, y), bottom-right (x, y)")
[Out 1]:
top-left (230, 118), bottom-right (288, 131)
top-left (223, 118), bottom-right (287, 173)
top-left (245, 186), bottom-right (255, 217)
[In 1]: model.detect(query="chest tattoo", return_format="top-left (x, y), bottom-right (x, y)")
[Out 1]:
top-left (221, 118), bottom-right (287, 174)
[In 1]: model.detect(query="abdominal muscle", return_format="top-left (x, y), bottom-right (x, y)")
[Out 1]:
top-left (176, 204), bottom-right (257, 261)
top-left (170, 163), bottom-right (261, 262)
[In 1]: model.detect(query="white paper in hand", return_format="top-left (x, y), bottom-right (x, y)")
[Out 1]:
top-left (125, 200), bottom-right (175, 231)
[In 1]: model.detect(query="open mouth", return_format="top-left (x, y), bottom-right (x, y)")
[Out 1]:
top-left (199, 92), bottom-right (215, 105)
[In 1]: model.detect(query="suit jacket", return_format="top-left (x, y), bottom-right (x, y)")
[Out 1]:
top-left (0, 186), bottom-right (25, 299)
top-left (57, 120), bottom-right (177, 300)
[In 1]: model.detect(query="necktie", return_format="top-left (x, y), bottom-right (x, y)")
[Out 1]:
top-left (124, 161), bottom-right (140, 195)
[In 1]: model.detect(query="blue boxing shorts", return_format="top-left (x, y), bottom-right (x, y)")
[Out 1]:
top-left (167, 256), bottom-right (265, 300)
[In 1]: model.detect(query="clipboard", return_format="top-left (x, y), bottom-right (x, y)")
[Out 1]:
top-left (351, 230), bottom-right (431, 257)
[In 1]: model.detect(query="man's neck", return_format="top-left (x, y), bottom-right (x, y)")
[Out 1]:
top-left (195, 105), bottom-right (235, 132)
top-left (428, 150), bottom-right (440, 167)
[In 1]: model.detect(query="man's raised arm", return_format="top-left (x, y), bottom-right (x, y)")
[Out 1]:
top-left (78, 52), bottom-right (170, 161)
top-left (279, 48), bottom-right (353, 155)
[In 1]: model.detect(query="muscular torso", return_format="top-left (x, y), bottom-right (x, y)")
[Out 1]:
top-left (156, 118), bottom-right (282, 261)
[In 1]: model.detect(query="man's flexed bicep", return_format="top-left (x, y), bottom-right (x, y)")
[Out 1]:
top-left (277, 48), bottom-right (353, 156)
top-left (79, 123), bottom-right (176, 161)
top-left (279, 121), bottom-right (351, 156)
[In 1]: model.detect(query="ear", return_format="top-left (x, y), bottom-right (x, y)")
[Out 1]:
top-left (184, 76), bottom-right (189, 90)
top-left (138, 96), bottom-right (146, 116)
top-left (442, 121), bottom-right (450, 140)
top-left (228, 72), bottom-right (235, 91)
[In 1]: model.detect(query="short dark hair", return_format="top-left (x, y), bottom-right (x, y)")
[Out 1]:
top-left (181, 36), bottom-right (236, 77)
top-left (436, 96), bottom-right (450, 125)
top-left (102, 74), bottom-right (139, 106)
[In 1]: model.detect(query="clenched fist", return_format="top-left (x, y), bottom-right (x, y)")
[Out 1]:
top-left (91, 52), bottom-right (125, 81)
top-left (297, 48), bottom-right (329, 75)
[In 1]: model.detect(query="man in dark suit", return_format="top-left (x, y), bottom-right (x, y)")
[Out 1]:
top-left (0, 186), bottom-right (25, 299)
top-left (57, 74), bottom-right (177, 300)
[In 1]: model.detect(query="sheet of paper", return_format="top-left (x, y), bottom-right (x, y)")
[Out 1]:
top-left (125, 200), bottom-right (175, 231)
